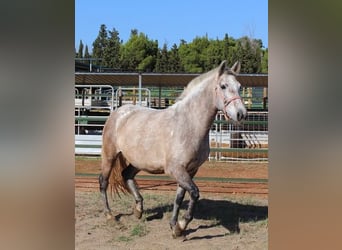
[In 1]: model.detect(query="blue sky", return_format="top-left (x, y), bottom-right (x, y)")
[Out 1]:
top-left (75, 0), bottom-right (268, 52)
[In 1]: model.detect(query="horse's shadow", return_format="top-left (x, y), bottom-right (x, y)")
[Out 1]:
top-left (144, 198), bottom-right (268, 239)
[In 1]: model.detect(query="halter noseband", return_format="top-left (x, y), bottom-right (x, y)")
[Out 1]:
top-left (215, 86), bottom-right (242, 120)
top-left (223, 96), bottom-right (242, 106)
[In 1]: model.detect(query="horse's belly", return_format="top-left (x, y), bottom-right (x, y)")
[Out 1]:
top-left (122, 150), bottom-right (166, 174)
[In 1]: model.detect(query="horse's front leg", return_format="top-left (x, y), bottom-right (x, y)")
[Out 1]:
top-left (177, 182), bottom-right (199, 235)
top-left (170, 170), bottom-right (200, 238)
top-left (170, 185), bottom-right (186, 237)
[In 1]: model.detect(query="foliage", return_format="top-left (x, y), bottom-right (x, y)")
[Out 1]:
top-left (76, 24), bottom-right (268, 73)
top-left (92, 24), bottom-right (108, 62)
top-left (103, 28), bottom-right (121, 69)
top-left (77, 40), bottom-right (84, 58)
top-left (261, 48), bottom-right (268, 73)
top-left (120, 29), bottom-right (158, 72)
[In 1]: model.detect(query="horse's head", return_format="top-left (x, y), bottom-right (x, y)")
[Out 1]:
top-left (214, 60), bottom-right (247, 122)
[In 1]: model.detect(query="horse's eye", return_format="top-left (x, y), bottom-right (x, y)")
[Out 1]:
top-left (221, 85), bottom-right (226, 90)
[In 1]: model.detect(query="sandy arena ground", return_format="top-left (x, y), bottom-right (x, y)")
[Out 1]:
top-left (75, 158), bottom-right (268, 249)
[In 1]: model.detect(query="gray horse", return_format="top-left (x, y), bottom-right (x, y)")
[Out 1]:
top-left (99, 60), bottom-right (247, 238)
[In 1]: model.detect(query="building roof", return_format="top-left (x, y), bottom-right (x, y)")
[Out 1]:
top-left (75, 72), bottom-right (268, 87)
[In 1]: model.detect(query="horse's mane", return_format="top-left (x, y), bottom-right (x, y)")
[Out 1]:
top-left (176, 67), bottom-right (218, 102)
top-left (176, 63), bottom-right (237, 102)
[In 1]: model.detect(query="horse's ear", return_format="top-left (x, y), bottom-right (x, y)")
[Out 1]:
top-left (231, 61), bottom-right (241, 74)
top-left (218, 60), bottom-right (227, 76)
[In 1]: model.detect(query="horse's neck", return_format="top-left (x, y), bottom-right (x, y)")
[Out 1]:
top-left (175, 80), bottom-right (217, 138)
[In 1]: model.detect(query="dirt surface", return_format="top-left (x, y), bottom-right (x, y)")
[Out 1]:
top-left (75, 157), bottom-right (268, 249)
top-left (76, 191), bottom-right (268, 250)
top-left (75, 157), bottom-right (268, 180)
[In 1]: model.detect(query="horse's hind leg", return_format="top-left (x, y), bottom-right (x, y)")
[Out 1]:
top-left (122, 165), bottom-right (143, 219)
top-left (99, 155), bottom-right (115, 219)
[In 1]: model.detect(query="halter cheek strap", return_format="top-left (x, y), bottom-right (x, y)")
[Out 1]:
top-left (215, 87), bottom-right (242, 119)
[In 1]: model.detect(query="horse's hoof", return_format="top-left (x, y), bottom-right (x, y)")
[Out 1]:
top-left (171, 222), bottom-right (183, 239)
top-left (104, 211), bottom-right (113, 220)
top-left (133, 208), bottom-right (142, 219)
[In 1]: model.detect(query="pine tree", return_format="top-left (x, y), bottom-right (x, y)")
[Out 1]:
top-left (178, 36), bottom-right (210, 73)
top-left (168, 44), bottom-right (182, 72)
top-left (236, 36), bottom-right (262, 73)
top-left (84, 45), bottom-right (90, 58)
top-left (261, 48), bottom-right (268, 73)
top-left (205, 39), bottom-right (222, 70)
top-left (157, 43), bottom-right (168, 72)
top-left (92, 24), bottom-right (108, 66)
top-left (103, 28), bottom-right (121, 70)
top-left (222, 33), bottom-right (237, 65)
top-left (120, 29), bottom-right (158, 72)
top-left (84, 45), bottom-right (91, 64)
top-left (86, 25), bottom-right (267, 74)
top-left (77, 40), bottom-right (84, 58)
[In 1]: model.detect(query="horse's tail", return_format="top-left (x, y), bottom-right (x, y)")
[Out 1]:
top-left (108, 152), bottom-right (131, 197)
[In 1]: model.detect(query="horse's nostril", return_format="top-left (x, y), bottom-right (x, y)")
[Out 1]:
top-left (237, 111), bottom-right (245, 121)
top-left (237, 111), bottom-right (242, 121)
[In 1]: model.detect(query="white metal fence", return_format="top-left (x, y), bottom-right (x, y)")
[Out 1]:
top-left (209, 112), bottom-right (268, 162)
top-left (74, 85), bottom-right (268, 162)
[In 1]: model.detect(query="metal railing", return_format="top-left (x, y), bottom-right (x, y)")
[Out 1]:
top-left (75, 113), bottom-right (268, 162)
top-left (209, 112), bottom-right (268, 162)
top-left (74, 85), bottom-right (268, 162)
top-left (115, 87), bottom-right (151, 109)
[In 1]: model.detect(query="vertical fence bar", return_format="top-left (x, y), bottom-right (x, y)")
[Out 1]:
top-left (138, 73), bottom-right (142, 106)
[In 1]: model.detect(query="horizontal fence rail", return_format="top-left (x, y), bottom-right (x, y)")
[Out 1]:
top-left (75, 113), bottom-right (268, 162)
top-left (75, 85), bottom-right (268, 162)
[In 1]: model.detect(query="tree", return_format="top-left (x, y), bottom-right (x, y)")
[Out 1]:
top-left (120, 29), bottom-right (158, 72)
top-left (155, 43), bottom-right (168, 72)
top-left (77, 40), bottom-right (84, 58)
top-left (179, 35), bottom-right (212, 73)
top-left (261, 48), bottom-right (268, 73)
top-left (168, 44), bottom-right (183, 72)
top-left (204, 38), bottom-right (222, 70)
top-left (103, 28), bottom-right (121, 70)
top-left (221, 33), bottom-right (237, 65)
top-left (92, 24), bottom-right (108, 65)
top-left (236, 36), bottom-right (262, 73)
top-left (83, 25), bottom-right (268, 74)
top-left (84, 45), bottom-right (90, 58)
top-left (84, 45), bottom-right (91, 64)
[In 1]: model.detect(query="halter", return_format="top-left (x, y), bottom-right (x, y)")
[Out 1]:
top-left (215, 86), bottom-right (242, 120)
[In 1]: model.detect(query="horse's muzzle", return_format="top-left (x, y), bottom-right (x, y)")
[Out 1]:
top-left (237, 110), bottom-right (246, 121)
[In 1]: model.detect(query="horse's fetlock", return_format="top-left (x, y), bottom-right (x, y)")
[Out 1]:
top-left (190, 190), bottom-right (199, 201)
top-left (183, 214), bottom-right (193, 223)
top-left (135, 201), bottom-right (143, 211)
top-left (169, 220), bottom-right (177, 228)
